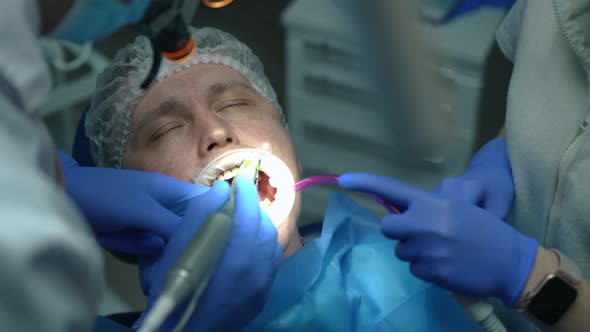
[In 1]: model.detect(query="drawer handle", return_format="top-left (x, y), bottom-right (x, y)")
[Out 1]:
top-left (303, 40), bottom-right (361, 64)
top-left (302, 75), bottom-right (375, 107)
top-left (302, 122), bottom-right (394, 161)
top-left (301, 122), bottom-right (445, 169)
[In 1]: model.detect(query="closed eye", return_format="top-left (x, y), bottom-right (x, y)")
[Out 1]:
top-left (217, 99), bottom-right (250, 112)
top-left (150, 123), bottom-right (185, 142)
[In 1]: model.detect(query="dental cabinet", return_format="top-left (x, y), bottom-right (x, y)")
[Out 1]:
top-left (282, 0), bottom-right (505, 226)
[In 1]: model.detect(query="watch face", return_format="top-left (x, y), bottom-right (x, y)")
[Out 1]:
top-left (528, 278), bottom-right (578, 325)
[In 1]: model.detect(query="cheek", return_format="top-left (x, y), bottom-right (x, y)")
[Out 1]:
top-left (124, 140), bottom-right (197, 181)
top-left (235, 121), bottom-right (295, 156)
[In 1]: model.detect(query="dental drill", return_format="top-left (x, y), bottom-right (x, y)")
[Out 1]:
top-left (138, 159), bottom-right (261, 332)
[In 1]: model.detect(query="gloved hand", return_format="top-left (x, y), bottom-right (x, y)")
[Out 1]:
top-left (58, 152), bottom-right (205, 256)
top-left (339, 173), bottom-right (538, 306)
top-left (434, 138), bottom-right (514, 220)
top-left (139, 176), bottom-right (283, 332)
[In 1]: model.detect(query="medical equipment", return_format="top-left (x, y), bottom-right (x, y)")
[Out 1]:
top-left (295, 175), bottom-right (400, 214)
top-left (140, 0), bottom-right (200, 89)
top-left (202, 0), bottom-right (234, 8)
top-left (40, 39), bottom-right (110, 151)
top-left (193, 144), bottom-right (296, 229)
top-left (138, 159), bottom-right (261, 332)
top-left (140, 0), bottom-right (237, 89)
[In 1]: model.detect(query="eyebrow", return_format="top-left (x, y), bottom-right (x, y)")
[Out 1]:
top-left (134, 98), bottom-right (189, 137)
top-left (208, 82), bottom-right (259, 98)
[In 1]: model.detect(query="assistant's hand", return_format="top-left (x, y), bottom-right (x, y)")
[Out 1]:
top-left (139, 177), bottom-right (283, 332)
top-left (339, 173), bottom-right (537, 306)
top-left (58, 152), bottom-right (205, 256)
top-left (434, 138), bottom-right (514, 219)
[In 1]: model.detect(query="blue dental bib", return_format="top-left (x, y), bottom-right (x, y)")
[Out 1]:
top-left (245, 192), bottom-right (482, 331)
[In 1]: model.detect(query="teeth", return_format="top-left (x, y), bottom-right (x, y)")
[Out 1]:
top-left (214, 165), bottom-right (241, 183)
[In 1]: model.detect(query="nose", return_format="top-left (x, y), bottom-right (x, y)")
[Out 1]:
top-left (198, 114), bottom-right (238, 156)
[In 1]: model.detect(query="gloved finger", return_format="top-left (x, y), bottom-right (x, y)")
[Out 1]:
top-left (272, 238), bottom-right (284, 265)
top-left (178, 181), bottom-right (231, 233)
top-left (97, 232), bottom-right (165, 256)
top-left (339, 173), bottom-right (429, 210)
top-left (128, 181), bottom-right (224, 240)
top-left (143, 171), bottom-right (210, 214)
top-left (433, 177), bottom-right (484, 206)
top-left (163, 184), bottom-right (212, 217)
top-left (395, 241), bottom-right (416, 262)
top-left (152, 181), bottom-right (231, 280)
top-left (260, 209), bottom-right (284, 265)
top-left (409, 261), bottom-right (436, 284)
top-left (230, 174), bottom-right (263, 254)
top-left (381, 214), bottom-right (419, 241)
top-left (395, 234), bottom-right (438, 263)
top-left (251, 210), bottom-right (282, 289)
top-left (255, 209), bottom-right (281, 261)
top-left (118, 204), bottom-right (182, 241)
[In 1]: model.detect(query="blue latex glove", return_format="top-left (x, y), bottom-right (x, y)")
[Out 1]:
top-left (339, 173), bottom-right (538, 306)
top-left (434, 138), bottom-right (514, 220)
top-left (446, 0), bottom-right (516, 20)
top-left (58, 152), bottom-right (205, 256)
top-left (139, 177), bottom-right (283, 332)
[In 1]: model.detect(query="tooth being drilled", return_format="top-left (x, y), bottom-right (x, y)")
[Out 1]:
top-left (230, 167), bottom-right (239, 178)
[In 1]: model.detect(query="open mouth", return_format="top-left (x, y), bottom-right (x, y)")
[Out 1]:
top-left (194, 148), bottom-right (295, 228)
top-left (211, 164), bottom-right (278, 207)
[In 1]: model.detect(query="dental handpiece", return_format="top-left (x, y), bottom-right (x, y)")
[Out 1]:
top-left (138, 160), bottom-right (260, 332)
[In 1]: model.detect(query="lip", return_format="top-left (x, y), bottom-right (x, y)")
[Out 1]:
top-left (193, 148), bottom-right (296, 228)
top-left (194, 148), bottom-right (269, 186)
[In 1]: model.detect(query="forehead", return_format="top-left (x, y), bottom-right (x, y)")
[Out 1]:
top-left (140, 63), bottom-right (253, 103)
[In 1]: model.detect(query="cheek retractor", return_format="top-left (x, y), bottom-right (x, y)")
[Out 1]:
top-left (193, 147), bottom-right (296, 228)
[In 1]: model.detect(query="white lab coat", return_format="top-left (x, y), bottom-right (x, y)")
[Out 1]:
top-left (0, 1), bottom-right (103, 331)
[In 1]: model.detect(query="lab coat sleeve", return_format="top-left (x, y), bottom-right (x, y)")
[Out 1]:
top-left (0, 97), bottom-right (103, 331)
top-left (495, 0), bottom-right (527, 62)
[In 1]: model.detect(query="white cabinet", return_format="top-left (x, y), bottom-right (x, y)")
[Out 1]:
top-left (282, 0), bottom-right (505, 224)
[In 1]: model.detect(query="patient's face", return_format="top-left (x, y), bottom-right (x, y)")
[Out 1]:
top-left (124, 64), bottom-right (301, 248)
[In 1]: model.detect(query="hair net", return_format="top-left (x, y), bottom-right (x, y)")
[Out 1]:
top-left (86, 26), bottom-right (284, 168)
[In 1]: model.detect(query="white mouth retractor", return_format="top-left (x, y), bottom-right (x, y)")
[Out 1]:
top-left (193, 148), bottom-right (295, 228)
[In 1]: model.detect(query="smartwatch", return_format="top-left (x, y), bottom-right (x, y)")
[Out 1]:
top-left (516, 249), bottom-right (581, 325)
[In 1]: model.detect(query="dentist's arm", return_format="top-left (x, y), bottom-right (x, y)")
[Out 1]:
top-left (0, 102), bottom-right (102, 331)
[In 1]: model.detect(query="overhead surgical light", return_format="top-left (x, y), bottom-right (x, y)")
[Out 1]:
top-left (141, 0), bottom-right (235, 89)
top-left (202, 0), bottom-right (234, 9)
